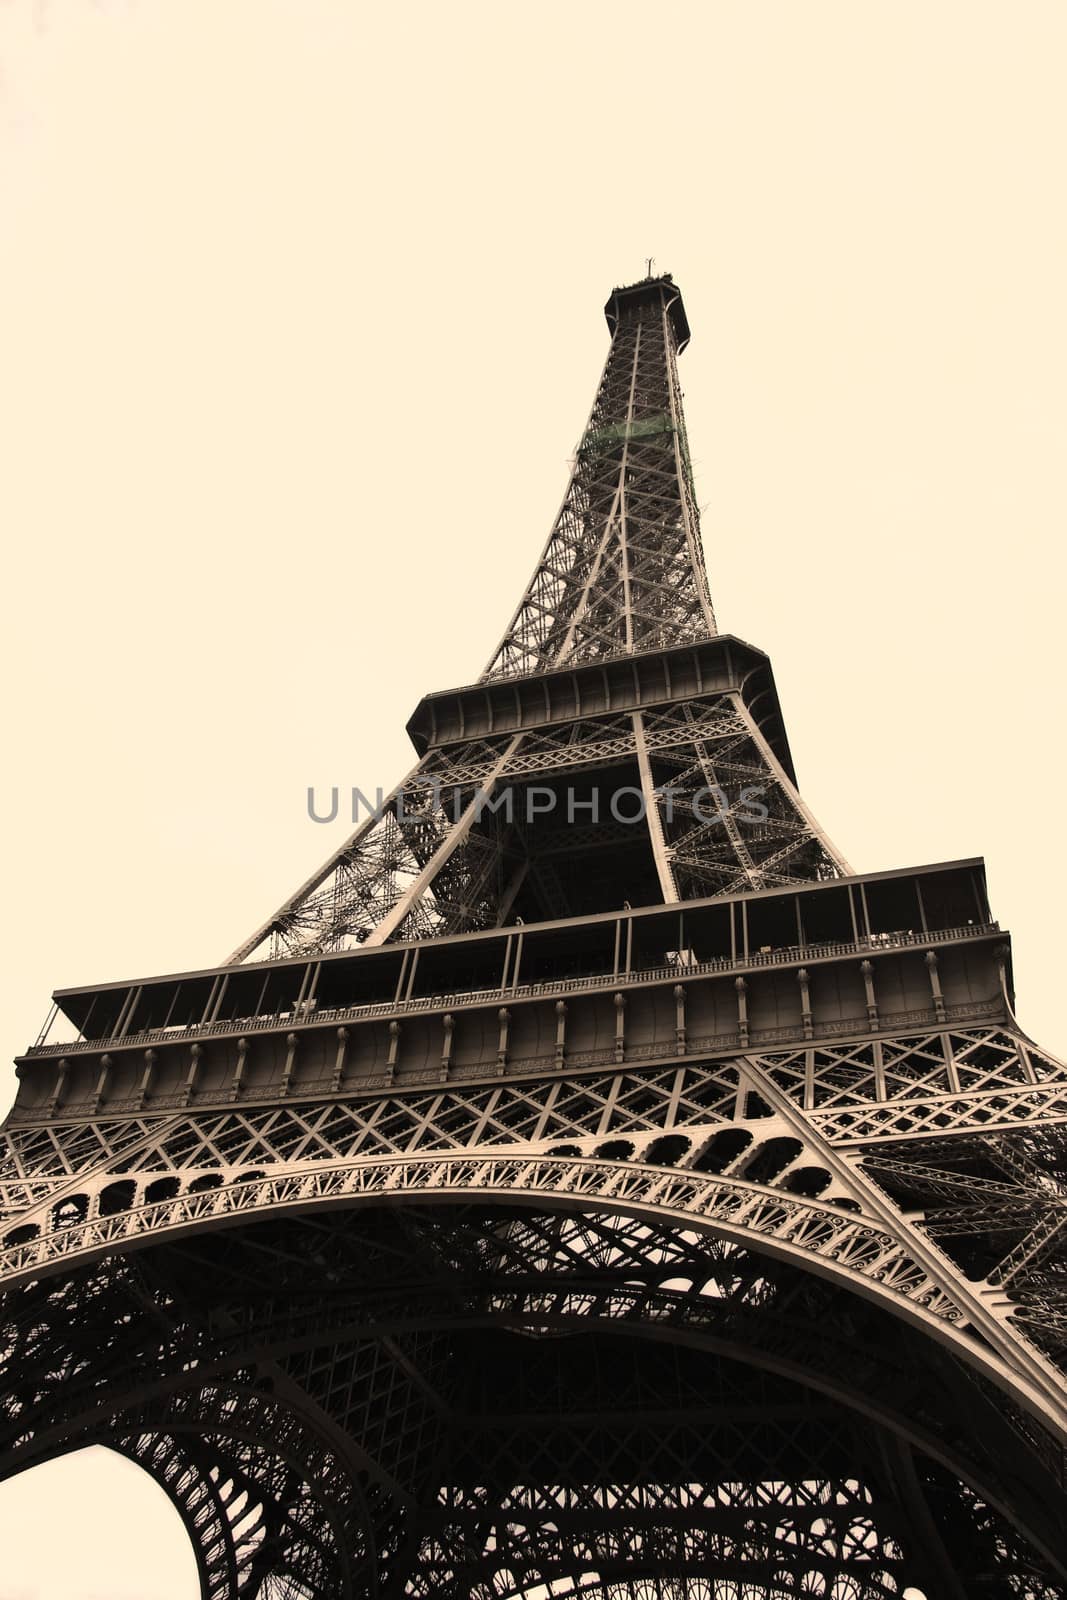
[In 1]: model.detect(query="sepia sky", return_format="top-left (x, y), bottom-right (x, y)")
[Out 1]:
top-left (1, 2), bottom-right (1066, 1593)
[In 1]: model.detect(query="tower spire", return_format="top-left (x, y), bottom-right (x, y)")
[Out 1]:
top-left (224, 275), bottom-right (846, 962)
top-left (482, 273), bottom-right (717, 682)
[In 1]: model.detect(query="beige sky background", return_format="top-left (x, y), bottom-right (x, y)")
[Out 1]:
top-left (1, 1), bottom-right (1066, 1593)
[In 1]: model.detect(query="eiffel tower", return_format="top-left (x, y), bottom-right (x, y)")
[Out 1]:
top-left (3, 272), bottom-right (1067, 1599)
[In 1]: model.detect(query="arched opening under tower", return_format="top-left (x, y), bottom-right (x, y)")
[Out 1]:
top-left (0, 1445), bottom-right (199, 1597)
top-left (2, 1193), bottom-right (1062, 1598)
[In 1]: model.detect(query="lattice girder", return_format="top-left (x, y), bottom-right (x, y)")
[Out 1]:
top-left (7, 272), bottom-right (1067, 1596)
top-left (226, 683), bottom-right (847, 963)
top-left (482, 279), bottom-right (715, 682)
top-left (6, 1027), bottom-right (1067, 1587)
top-left (2, 1198), bottom-right (1065, 1596)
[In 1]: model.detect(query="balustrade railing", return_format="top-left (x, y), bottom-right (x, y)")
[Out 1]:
top-left (24, 921), bottom-right (999, 1060)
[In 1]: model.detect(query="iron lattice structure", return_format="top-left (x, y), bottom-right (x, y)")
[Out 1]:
top-left (3, 275), bottom-right (1067, 1598)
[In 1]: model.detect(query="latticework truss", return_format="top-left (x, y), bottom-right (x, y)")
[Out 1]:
top-left (4, 274), bottom-right (1067, 1596)
top-left (232, 692), bottom-right (846, 963)
top-left (4, 1022), bottom-right (1067, 1592)
top-left (481, 277), bottom-right (715, 679)
top-left (229, 276), bottom-right (830, 966)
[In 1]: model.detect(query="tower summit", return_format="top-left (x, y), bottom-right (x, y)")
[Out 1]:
top-left (3, 277), bottom-right (1067, 1597)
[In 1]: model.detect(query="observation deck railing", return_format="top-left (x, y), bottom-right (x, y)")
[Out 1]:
top-left (25, 921), bottom-right (1000, 1060)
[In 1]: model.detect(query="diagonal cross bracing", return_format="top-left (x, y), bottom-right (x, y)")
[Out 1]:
top-left (5, 273), bottom-right (1067, 1597)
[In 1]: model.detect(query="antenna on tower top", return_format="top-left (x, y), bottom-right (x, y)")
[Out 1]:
top-left (645, 256), bottom-right (655, 278)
